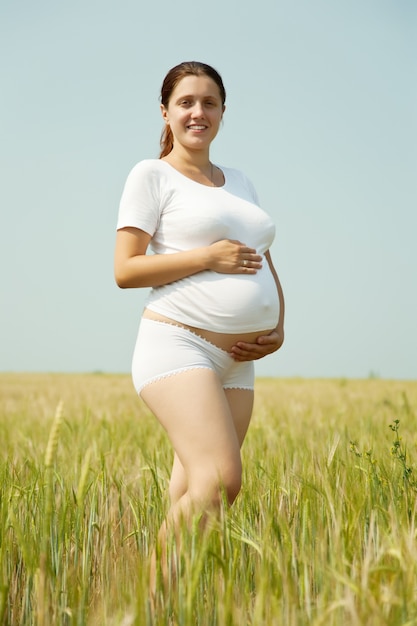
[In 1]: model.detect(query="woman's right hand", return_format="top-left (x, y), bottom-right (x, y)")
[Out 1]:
top-left (205, 239), bottom-right (262, 274)
top-left (115, 229), bottom-right (263, 289)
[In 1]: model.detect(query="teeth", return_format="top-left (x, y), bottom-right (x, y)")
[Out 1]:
top-left (188, 125), bottom-right (206, 130)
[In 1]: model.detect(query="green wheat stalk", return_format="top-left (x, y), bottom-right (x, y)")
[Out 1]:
top-left (36, 400), bottom-right (64, 626)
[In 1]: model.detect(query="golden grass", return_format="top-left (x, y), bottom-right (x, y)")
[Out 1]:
top-left (1, 373), bottom-right (416, 625)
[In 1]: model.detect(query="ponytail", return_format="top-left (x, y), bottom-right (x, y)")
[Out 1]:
top-left (159, 124), bottom-right (174, 158)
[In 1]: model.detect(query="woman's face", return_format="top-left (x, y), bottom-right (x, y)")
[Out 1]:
top-left (161, 74), bottom-right (225, 153)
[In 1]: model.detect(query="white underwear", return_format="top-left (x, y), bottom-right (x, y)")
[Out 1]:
top-left (132, 319), bottom-right (255, 395)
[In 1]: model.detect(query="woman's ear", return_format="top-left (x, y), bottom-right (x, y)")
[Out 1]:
top-left (160, 104), bottom-right (169, 124)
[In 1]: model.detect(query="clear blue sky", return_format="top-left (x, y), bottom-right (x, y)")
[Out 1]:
top-left (1, 0), bottom-right (416, 379)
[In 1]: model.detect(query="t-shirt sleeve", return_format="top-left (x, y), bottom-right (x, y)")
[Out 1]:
top-left (116, 161), bottom-right (161, 235)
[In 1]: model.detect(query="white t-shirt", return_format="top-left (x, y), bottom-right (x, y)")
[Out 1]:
top-left (117, 159), bottom-right (280, 333)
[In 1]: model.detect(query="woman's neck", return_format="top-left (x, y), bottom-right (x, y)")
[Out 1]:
top-left (164, 145), bottom-right (210, 170)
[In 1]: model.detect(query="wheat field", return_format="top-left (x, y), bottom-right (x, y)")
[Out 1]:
top-left (1, 373), bottom-right (416, 626)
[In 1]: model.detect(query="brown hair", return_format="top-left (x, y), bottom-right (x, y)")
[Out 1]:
top-left (159, 61), bottom-right (226, 158)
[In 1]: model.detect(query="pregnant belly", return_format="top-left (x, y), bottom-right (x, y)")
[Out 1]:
top-left (147, 265), bottom-right (279, 343)
top-left (142, 309), bottom-right (275, 352)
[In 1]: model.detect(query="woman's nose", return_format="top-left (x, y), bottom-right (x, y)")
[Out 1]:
top-left (191, 102), bottom-right (204, 118)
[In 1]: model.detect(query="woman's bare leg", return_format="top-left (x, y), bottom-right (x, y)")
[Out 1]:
top-left (167, 387), bottom-right (254, 505)
top-left (169, 453), bottom-right (188, 505)
top-left (224, 387), bottom-right (254, 446)
top-left (141, 369), bottom-right (254, 598)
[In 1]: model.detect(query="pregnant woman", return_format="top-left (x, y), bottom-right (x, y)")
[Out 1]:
top-left (114, 61), bottom-right (285, 594)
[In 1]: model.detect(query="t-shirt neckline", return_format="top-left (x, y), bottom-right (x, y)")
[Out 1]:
top-left (159, 159), bottom-right (226, 189)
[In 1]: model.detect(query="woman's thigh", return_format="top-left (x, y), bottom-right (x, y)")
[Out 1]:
top-left (168, 387), bottom-right (254, 503)
top-left (224, 388), bottom-right (254, 446)
top-left (140, 368), bottom-right (242, 497)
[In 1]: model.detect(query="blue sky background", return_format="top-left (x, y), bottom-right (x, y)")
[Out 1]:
top-left (1, 0), bottom-right (416, 379)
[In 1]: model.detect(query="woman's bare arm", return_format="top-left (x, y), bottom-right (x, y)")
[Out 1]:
top-left (114, 227), bottom-right (263, 289)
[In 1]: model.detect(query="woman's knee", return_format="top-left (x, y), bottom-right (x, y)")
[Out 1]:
top-left (190, 463), bottom-right (242, 506)
top-left (169, 455), bottom-right (188, 504)
top-left (223, 471), bottom-right (242, 504)
top-left (169, 476), bottom-right (187, 504)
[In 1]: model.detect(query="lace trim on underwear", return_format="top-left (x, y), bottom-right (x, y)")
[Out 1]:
top-left (223, 385), bottom-right (254, 390)
top-left (138, 365), bottom-right (213, 394)
top-left (138, 366), bottom-right (254, 395)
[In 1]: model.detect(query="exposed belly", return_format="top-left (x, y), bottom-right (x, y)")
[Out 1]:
top-left (142, 309), bottom-right (275, 352)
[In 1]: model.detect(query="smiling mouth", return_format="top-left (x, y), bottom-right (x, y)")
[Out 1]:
top-left (187, 125), bottom-right (207, 130)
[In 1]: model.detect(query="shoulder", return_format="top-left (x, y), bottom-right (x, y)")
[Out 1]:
top-left (126, 159), bottom-right (167, 179)
top-left (122, 159), bottom-right (174, 196)
top-left (220, 166), bottom-right (259, 204)
top-left (120, 160), bottom-right (169, 207)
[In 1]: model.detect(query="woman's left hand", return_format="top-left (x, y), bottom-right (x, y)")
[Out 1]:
top-left (230, 329), bottom-right (284, 362)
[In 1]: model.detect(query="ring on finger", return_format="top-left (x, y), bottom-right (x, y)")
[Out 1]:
top-left (243, 259), bottom-right (248, 267)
